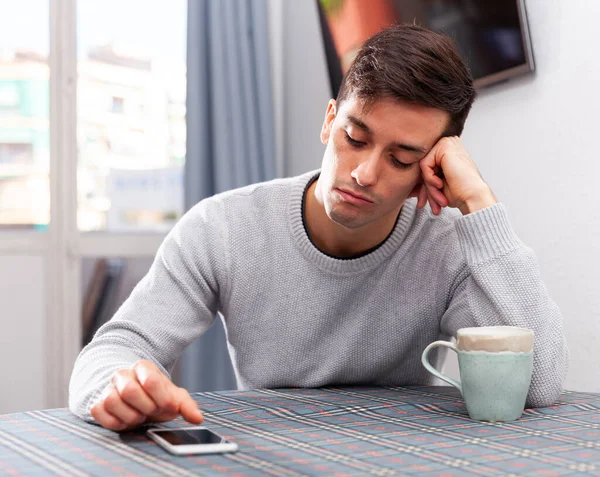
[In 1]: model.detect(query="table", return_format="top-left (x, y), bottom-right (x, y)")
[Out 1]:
top-left (0, 386), bottom-right (598, 476)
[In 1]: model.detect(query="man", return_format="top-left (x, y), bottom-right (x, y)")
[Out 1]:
top-left (69, 24), bottom-right (568, 431)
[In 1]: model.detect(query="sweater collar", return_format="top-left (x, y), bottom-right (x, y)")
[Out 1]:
top-left (288, 170), bottom-right (417, 274)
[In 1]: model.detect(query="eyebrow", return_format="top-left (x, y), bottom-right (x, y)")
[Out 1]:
top-left (347, 115), bottom-right (427, 154)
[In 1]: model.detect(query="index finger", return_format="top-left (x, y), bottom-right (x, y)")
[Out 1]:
top-left (132, 361), bottom-right (177, 413)
top-left (176, 388), bottom-right (204, 425)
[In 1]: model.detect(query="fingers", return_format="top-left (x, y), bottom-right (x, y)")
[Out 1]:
top-left (175, 387), bottom-right (204, 424)
top-left (90, 360), bottom-right (204, 432)
top-left (419, 135), bottom-right (489, 215)
top-left (420, 146), bottom-right (444, 189)
top-left (422, 166), bottom-right (445, 190)
top-left (132, 361), bottom-right (177, 415)
top-left (90, 389), bottom-right (127, 431)
top-left (113, 369), bottom-right (158, 416)
top-left (426, 181), bottom-right (448, 207)
top-left (417, 182), bottom-right (428, 209)
top-left (427, 189), bottom-right (442, 216)
top-left (419, 148), bottom-right (448, 214)
top-left (91, 359), bottom-right (187, 431)
top-left (419, 172), bottom-right (447, 215)
top-left (103, 386), bottom-right (147, 428)
top-left (419, 143), bottom-right (447, 215)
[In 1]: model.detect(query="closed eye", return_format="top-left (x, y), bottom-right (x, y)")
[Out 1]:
top-left (344, 132), bottom-right (365, 148)
top-left (345, 132), bottom-right (413, 169)
top-left (390, 155), bottom-right (413, 170)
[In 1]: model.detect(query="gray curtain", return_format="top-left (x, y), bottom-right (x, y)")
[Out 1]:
top-left (178, 0), bottom-right (276, 392)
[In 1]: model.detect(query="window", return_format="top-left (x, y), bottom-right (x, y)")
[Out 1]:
top-left (77, 0), bottom-right (187, 232)
top-left (110, 96), bottom-right (124, 114)
top-left (0, 0), bottom-right (189, 411)
top-left (0, 1), bottom-right (50, 228)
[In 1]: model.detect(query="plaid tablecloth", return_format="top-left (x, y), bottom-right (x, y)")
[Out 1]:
top-left (0, 386), bottom-right (598, 476)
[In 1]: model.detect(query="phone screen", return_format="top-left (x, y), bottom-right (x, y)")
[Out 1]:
top-left (153, 429), bottom-right (227, 446)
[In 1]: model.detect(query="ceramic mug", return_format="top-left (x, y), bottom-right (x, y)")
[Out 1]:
top-left (421, 326), bottom-right (534, 422)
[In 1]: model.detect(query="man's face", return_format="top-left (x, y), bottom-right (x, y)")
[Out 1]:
top-left (318, 95), bottom-right (449, 230)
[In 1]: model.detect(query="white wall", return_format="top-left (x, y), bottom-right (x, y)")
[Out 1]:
top-left (461, 0), bottom-right (599, 392)
top-left (281, 1), bottom-right (330, 176)
top-left (282, 0), bottom-right (598, 392)
top-left (0, 255), bottom-right (46, 413)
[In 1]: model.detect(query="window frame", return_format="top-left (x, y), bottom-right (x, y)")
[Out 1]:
top-left (0, 0), bottom-right (164, 408)
top-left (0, 0), bottom-right (284, 409)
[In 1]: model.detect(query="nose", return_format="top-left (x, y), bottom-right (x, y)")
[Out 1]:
top-left (350, 151), bottom-right (380, 187)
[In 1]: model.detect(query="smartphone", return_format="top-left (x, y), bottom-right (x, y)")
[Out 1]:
top-left (147, 426), bottom-right (238, 455)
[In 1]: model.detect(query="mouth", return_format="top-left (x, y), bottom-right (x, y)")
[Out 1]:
top-left (335, 187), bottom-right (374, 205)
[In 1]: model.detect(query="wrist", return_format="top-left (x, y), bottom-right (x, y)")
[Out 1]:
top-left (459, 187), bottom-right (497, 215)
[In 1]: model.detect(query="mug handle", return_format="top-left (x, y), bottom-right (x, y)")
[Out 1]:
top-left (421, 341), bottom-right (462, 394)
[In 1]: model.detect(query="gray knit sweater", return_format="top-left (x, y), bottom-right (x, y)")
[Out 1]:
top-left (69, 170), bottom-right (568, 422)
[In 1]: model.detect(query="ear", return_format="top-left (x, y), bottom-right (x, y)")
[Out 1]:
top-left (320, 99), bottom-right (337, 145)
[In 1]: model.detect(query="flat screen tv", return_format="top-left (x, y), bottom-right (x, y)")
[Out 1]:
top-left (317, 0), bottom-right (535, 96)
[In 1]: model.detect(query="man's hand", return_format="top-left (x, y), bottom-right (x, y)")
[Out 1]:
top-left (416, 136), bottom-right (497, 216)
top-left (90, 360), bottom-right (203, 432)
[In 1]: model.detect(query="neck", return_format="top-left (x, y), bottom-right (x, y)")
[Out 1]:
top-left (304, 179), bottom-right (400, 258)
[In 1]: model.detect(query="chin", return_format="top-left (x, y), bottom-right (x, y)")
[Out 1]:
top-left (327, 207), bottom-right (369, 229)
top-left (324, 193), bottom-right (362, 228)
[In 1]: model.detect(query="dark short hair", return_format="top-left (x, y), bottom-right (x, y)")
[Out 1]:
top-left (337, 24), bottom-right (476, 137)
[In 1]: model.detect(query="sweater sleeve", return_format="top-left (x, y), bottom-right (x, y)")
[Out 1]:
top-left (439, 203), bottom-right (569, 409)
top-left (68, 199), bottom-right (229, 422)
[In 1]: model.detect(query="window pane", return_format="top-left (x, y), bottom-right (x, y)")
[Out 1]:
top-left (77, 0), bottom-right (187, 232)
top-left (0, 1), bottom-right (50, 229)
